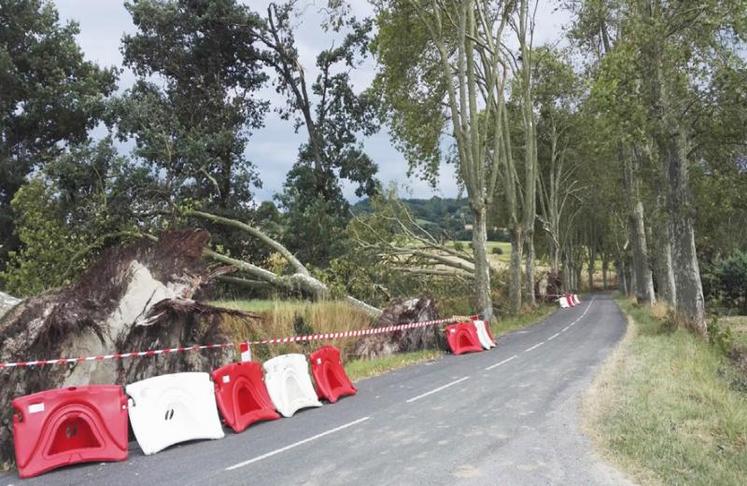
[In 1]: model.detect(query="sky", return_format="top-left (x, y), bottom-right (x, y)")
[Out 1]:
top-left (53, 0), bottom-right (569, 203)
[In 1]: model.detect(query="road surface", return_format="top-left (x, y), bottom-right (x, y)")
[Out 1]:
top-left (3, 293), bottom-right (631, 485)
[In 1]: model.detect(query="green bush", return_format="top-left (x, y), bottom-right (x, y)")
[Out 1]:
top-left (491, 246), bottom-right (504, 255)
top-left (703, 251), bottom-right (747, 313)
top-left (453, 241), bottom-right (465, 251)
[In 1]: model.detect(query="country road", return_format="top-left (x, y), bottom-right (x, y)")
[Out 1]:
top-left (2, 294), bottom-right (632, 485)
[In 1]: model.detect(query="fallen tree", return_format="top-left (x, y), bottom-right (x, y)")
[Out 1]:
top-left (355, 296), bottom-right (446, 359)
top-left (0, 230), bottom-right (259, 467)
top-left (185, 209), bottom-right (383, 317)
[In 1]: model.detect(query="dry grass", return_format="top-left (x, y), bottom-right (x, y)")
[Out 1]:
top-left (583, 297), bottom-right (747, 485)
top-left (213, 299), bottom-right (374, 362)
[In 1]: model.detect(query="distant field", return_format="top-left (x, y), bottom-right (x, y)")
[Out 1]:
top-left (451, 240), bottom-right (512, 266)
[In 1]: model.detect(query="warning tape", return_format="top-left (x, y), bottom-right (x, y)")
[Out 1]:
top-left (0, 315), bottom-right (475, 370)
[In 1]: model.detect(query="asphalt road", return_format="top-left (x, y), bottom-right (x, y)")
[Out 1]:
top-left (3, 293), bottom-right (631, 485)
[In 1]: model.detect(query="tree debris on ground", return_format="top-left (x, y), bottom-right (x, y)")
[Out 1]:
top-left (354, 296), bottom-right (446, 359)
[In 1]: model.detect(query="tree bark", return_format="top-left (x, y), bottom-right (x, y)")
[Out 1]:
top-left (616, 258), bottom-right (627, 295)
top-left (509, 226), bottom-right (523, 314)
top-left (623, 148), bottom-right (656, 305)
top-left (472, 205), bottom-right (493, 320)
top-left (588, 244), bottom-right (596, 291)
top-left (601, 254), bottom-right (609, 290)
top-left (645, 16), bottom-right (706, 333)
top-left (651, 197), bottom-right (677, 306)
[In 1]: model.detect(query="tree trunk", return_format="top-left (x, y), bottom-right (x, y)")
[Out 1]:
top-left (601, 254), bottom-right (609, 290)
top-left (630, 200), bottom-right (656, 304)
top-left (616, 259), bottom-right (627, 295)
top-left (509, 226), bottom-right (523, 314)
top-left (646, 29), bottom-right (706, 333)
top-left (524, 235), bottom-right (536, 307)
top-left (661, 134), bottom-right (705, 333)
top-left (472, 205), bottom-right (493, 320)
top-left (588, 245), bottom-right (596, 292)
top-left (651, 200), bottom-right (677, 306)
top-left (623, 148), bottom-right (655, 305)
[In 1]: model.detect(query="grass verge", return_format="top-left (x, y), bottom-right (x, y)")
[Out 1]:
top-left (491, 304), bottom-right (555, 338)
top-left (583, 298), bottom-right (747, 485)
top-left (212, 298), bottom-right (556, 381)
top-left (344, 349), bottom-right (443, 382)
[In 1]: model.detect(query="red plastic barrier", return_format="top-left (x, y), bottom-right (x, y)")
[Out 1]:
top-left (212, 362), bottom-right (280, 433)
top-left (445, 322), bottom-right (484, 355)
top-left (309, 346), bottom-right (357, 403)
top-left (566, 294), bottom-right (576, 307)
top-left (12, 385), bottom-right (128, 478)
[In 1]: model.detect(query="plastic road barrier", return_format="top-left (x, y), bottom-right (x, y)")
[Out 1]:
top-left (559, 296), bottom-right (570, 308)
top-left (567, 294), bottom-right (577, 307)
top-left (126, 372), bottom-right (224, 455)
top-left (263, 354), bottom-right (323, 417)
top-left (309, 346), bottom-right (357, 403)
top-left (212, 362), bottom-right (280, 433)
top-left (445, 322), bottom-right (484, 355)
top-left (472, 320), bottom-right (496, 349)
top-left (572, 294), bottom-right (581, 305)
top-left (12, 385), bottom-right (128, 478)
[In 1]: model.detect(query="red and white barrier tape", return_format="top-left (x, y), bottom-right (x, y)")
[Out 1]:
top-left (0, 315), bottom-right (470, 370)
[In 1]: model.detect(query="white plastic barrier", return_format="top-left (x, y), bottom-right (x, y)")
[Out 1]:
top-left (126, 372), bottom-right (224, 455)
top-left (559, 296), bottom-right (570, 309)
top-left (263, 354), bottom-right (323, 418)
top-left (473, 320), bottom-right (496, 349)
top-left (573, 294), bottom-right (581, 304)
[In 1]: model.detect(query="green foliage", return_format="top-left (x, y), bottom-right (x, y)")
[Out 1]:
top-left (708, 317), bottom-right (734, 356)
top-left (0, 139), bottom-right (143, 296)
top-left (0, 179), bottom-right (86, 296)
top-left (491, 246), bottom-right (504, 255)
top-left (371, 1), bottom-right (447, 184)
top-left (0, 0), bottom-right (116, 265)
top-left (114, 0), bottom-right (268, 212)
top-left (703, 251), bottom-right (747, 313)
top-left (265, 4), bottom-right (380, 266)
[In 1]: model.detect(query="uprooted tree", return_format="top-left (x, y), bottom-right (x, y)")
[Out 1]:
top-left (184, 209), bottom-right (383, 317)
top-left (0, 230), bottom-right (260, 466)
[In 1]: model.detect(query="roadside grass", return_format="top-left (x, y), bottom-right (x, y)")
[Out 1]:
top-left (721, 315), bottom-right (747, 349)
top-left (584, 298), bottom-right (747, 486)
top-left (491, 304), bottom-right (555, 338)
top-left (344, 350), bottom-right (442, 382)
top-left (212, 298), bottom-right (556, 381)
top-left (212, 299), bottom-right (374, 362)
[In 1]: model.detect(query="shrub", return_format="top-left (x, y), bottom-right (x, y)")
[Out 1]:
top-left (718, 251), bottom-right (747, 313)
top-left (453, 241), bottom-right (465, 251)
top-left (491, 246), bottom-right (504, 255)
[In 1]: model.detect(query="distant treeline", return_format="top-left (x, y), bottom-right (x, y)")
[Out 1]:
top-left (353, 197), bottom-right (509, 242)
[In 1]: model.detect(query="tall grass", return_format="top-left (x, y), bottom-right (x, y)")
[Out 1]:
top-left (213, 299), bottom-right (374, 362)
top-left (584, 297), bottom-right (747, 485)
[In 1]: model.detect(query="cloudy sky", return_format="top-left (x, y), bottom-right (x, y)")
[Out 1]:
top-left (53, 0), bottom-right (569, 202)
